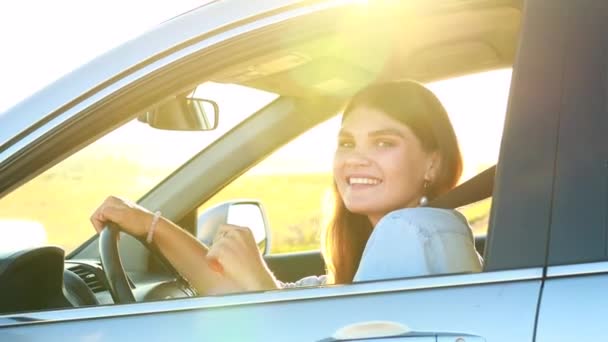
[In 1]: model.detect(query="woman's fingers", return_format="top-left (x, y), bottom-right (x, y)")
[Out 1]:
top-left (91, 199), bottom-right (118, 227)
top-left (207, 230), bottom-right (236, 260)
top-left (89, 196), bottom-right (150, 237)
top-left (205, 223), bottom-right (276, 291)
top-left (90, 206), bottom-right (101, 232)
top-left (207, 257), bottom-right (224, 274)
top-left (214, 224), bottom-right (251, 244)
top-left (206, 224), bottom-right (262, 282)
top-left (208, 225), bottom-right (240, 267)
top-left (206, 232), bottom-right (239, 276)
top-left (90, 198), bottom-right (115, 233)
top-left (209, 225), bottom-right (250, 258)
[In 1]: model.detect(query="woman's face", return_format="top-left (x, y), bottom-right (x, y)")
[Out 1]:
top-left (333, 106), bottom-right (439, 225)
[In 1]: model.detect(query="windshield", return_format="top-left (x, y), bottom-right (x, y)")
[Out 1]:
top-left (0, 82), bottom-right (277, 253)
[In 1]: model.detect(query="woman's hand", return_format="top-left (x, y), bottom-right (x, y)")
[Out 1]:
top-left (90, 196), bottom-right (153, 238)
top-left (206, 224), bottom-right (278, 292)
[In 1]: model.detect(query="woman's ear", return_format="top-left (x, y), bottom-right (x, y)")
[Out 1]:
top-left (424, 151), bottom-right (441, 183)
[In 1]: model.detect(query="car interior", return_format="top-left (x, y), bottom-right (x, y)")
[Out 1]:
top-left (0, 0), bottom-right (521, 315)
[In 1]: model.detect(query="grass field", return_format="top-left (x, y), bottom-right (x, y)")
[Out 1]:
top-left (0, 158), bottom-right (490, 254)
top-left (0, 156), bottom-right (158, 252)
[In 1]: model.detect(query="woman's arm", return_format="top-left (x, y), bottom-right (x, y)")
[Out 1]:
top-left (90, 196), bottom-right (279, 295)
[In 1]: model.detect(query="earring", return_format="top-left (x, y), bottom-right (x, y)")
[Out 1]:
top-left (418, 180), bottom-right (429, 207)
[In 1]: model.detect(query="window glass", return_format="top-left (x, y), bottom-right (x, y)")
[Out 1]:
top-left (0, 83), bottom-right (278, 253)
top-left (198, 110), bottom-right (340, 253)
top-left (201, 69), bottom-right (511, 253)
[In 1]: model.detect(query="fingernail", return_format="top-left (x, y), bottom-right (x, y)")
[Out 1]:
top-left (207, 258), bottom-right (224, 274)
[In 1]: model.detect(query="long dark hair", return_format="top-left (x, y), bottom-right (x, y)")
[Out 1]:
top-left (322, 80), bottom-right (463, 284)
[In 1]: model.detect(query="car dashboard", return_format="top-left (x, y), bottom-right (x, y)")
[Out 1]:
top-left (0, 246), bottom-right (188, 316)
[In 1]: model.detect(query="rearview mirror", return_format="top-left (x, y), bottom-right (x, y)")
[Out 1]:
top-left (139, 93), bottom-right (219, 131)
top-left (196, 200), bottom-right (270, 255)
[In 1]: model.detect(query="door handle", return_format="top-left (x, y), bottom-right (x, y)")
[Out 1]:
top-left (319, 320), bottom-right (485, 341)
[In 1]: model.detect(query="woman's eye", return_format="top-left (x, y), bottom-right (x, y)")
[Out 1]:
top-left (375, 140), bottom-right (395, 148)
top-left (338, 140), bottom-right (354, 148)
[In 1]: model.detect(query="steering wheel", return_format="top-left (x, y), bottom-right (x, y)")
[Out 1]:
top-left (99, 224), bottom-right (136, 304)
top-left (99, 223), bottom-right (196, 304)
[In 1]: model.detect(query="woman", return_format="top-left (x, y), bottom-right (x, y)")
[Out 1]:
top-left (91, 80), bottom-right (481, 295)
top-left (324, 80), bottom-right (481, 285)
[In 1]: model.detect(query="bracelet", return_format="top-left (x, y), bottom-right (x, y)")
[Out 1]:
top-left (146, 211), bottom-right (162, 244)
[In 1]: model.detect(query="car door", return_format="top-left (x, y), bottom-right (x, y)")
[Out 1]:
top-left (0, 0), bottom-right (561, 341)
top-left (533, 0), bottom-right (608, 340)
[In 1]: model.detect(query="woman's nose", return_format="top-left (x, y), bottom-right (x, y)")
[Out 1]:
top-left (344, 150), bottom-right (372, 167)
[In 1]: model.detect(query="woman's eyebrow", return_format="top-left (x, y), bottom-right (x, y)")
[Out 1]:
top-left (337, 130), bottom-right (353, 137)
top-left (368, 128), bottom-right (405, 138)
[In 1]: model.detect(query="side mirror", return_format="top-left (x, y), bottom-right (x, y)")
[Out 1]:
top-left (197, 200), bottom-right (270, 255)
top-left (138, 93), bottom-right (219, 131)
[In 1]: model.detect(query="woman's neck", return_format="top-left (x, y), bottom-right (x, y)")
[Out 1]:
top-left (367, 215), bottom-right (381, 227)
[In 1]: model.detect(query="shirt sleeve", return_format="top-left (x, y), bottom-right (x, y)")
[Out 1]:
top-left (278, 275), bottom-right (327, 289)
top-left (353, 208), bottom-right (482, 283)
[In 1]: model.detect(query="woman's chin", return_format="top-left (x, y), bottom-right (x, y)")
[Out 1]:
top-left (345, 203), bottom-right (382, 217)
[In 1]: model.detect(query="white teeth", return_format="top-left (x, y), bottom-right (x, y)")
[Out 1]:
top-left (349, 177), bottom-right (380, 185)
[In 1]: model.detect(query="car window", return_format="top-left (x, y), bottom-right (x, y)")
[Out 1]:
top-left (200, 69), bottom-right (511, 254)
top-left (0, 82), bottom-right (278, 254)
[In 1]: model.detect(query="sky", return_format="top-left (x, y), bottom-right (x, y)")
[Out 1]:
top-left (0, 1), bottom-right (207, 113)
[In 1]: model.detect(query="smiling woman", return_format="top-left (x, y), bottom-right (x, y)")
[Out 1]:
top-left (323, 80), bottom-right (480, 284)
top-left (334, 81), bottom-right (462, 220)
top-left (200, 69), bottom-right (510, 257)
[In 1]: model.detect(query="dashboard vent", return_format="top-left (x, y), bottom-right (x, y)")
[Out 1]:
top-left (68, 264), bottom-right (106, 293)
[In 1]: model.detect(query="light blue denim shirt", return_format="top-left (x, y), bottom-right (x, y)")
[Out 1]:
top-left (280, 208), bottom-right (482, 288)
top-left (353, 207), bottom-right (482, 282)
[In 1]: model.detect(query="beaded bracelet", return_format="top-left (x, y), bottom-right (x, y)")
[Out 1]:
top-left (146, 211), bottom-right (162, 244)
